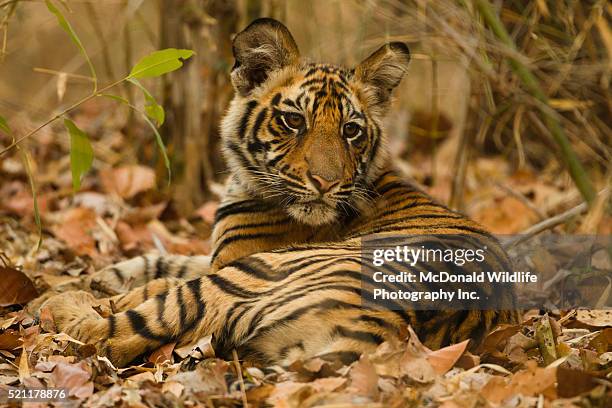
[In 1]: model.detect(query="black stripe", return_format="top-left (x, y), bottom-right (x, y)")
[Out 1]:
top-left (155, 257), bottom-right (166, 279)
top-left (266, 151), bottom-right (287, 168)
top-left (271, 93), bottom-right (281, 106)
top-left (110, 268), bottom-right (124, 283)
top-left (214, 200), bottom-right (273, 224)
top-left (377, 180), bottom-right (410, 196)
top-left (225, 141), bottom-right (256, 172)
top-left (279, 341), bottom-right (304, 358)
top-left (205, 274), bottom-right (260, 298)
top-left (218, 218), bottom-right (290, 239)
top-left (228, 258), bottom-right (277, 281)
top-left (247, 108), bottom-right (268, 153)
top-left (212, 231), bottom-right (286, 261)
top-left (282, 98), bottom-right (298, 109)
top-left (317, 351), bottom-right (360, 365)
top-left (108, 314), bottom-right (117, 337)
top-left (126, 310), bottom-right (171, 343)
top-left (184, 279), bottom-right (206, 331)
top-left (357, 314), bottom-right (397, 330)
top-left (333, 325), bottom-right (384, 345)
top-left (267, 121), bottom-right (281, 137)
top-left (142, 255), bottom-right (150, 282)
top-left (155, 293), bottom-right (172, 330)
top-left (177, 285), bottom-right (187, 328)
top-left (238, 101), bottom-right (258, 140)
top-left (177, 263), bottom-right (188, 279)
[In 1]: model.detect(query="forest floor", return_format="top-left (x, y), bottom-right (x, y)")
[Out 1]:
top-left (0, 104), bottom-right (610, 407)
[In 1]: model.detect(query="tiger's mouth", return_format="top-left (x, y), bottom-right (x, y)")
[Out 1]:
top-left (286, 199), bottom-right (339, 226)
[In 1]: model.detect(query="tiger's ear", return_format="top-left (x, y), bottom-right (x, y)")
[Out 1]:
top-left (231, 18), bottom-right (300, 95)
top-left (355, 42), bottom-right (410, 106)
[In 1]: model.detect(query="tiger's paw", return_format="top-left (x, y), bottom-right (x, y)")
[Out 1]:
top-left (40, 291), bottom-right (109, 347)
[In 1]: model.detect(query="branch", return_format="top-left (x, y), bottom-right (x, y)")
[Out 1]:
top-left (504, 188), bottom-right (609, 249)
top-left (0, 78), bottom-right (124, 156)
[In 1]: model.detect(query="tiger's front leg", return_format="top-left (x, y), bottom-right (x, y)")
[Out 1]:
top-left (43, 277), bottom-right (227, 367)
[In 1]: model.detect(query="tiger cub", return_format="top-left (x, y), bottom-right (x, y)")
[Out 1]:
top-left (43, 18), bottom-right (517, 367)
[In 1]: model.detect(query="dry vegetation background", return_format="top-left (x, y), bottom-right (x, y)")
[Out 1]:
top-left (0, 0), bottom-right (611, 407)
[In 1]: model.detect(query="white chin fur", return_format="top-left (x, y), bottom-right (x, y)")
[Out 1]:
top-left (287, 203), bottom-right (338, 226)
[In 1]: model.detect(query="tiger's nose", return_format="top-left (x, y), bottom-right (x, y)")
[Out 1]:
top-left (307, 171), bottom-right (340, 194)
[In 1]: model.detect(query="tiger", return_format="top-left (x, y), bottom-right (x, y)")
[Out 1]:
top-left (41, 18), bottom-right (517, 367)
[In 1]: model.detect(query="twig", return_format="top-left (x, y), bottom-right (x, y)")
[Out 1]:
top-left (504, 188), bottom-right (609, 249)
top-left (33, 67), bottom-right (94, 82)
top-left (494, 182), bottom-right (546, 220)
top-left (449, 127), bottom-right (470, 212)
top-left (232, 349), bottom-right (248, 408)
top-left (474, 0), bottom-right (596, 205)
top-left (0, 77), bottom-right (125, 156)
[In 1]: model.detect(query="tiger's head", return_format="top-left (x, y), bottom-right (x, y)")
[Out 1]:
top-left (221, 18), bottom-right (410, 226)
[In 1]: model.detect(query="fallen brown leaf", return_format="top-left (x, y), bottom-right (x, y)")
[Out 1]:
top-left (556, 366), bottom-right (599, 398)
top-left (51, 207), bottom-right (98, 257)
top-left (576, 310), bottom-right (612, 327)
top-left (39, 306), bottom-right (56, 332)
top-left (100, 165), bottom-right (156, 199)
top-left (148, 342), bottom-right (176, 364)
top-left (347, 355), bottom-right (379, 398)
top-left (50, 361), bottom-right (94, 399)
top-left (194, 201), bottom-right (219, 225)
top-left (426, 339), bottom-right (470, 374)
top-left (161, 380), bottom-right (184, 398)
top-left (0, 329), bottom-right (21, 350)
top-left (0, 266), bottom-right (38, 306)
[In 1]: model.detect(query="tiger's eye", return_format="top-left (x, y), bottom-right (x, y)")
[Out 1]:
top-left (343, 122), bottom-right (360, 138)
top-left (285, 113), bottom-right (305, 129)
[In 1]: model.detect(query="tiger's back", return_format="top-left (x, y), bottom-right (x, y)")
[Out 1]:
top-left (43, 18), bottom-right (517, 367)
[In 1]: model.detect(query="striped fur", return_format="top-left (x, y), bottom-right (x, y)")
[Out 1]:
top-left (43, 19), bottom-right (517, 367)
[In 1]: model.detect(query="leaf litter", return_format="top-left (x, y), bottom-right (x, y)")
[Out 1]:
top-left (0, 102), bottom-right (610, 406)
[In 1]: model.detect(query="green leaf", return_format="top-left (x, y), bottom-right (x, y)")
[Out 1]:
top-left (64, 118), bottom-right (94, 191)
top-left (128, 48), bottom-right (194, 79)
top-left (142, 115), bottom-right (171, 184)
top-left (0, 115), bottom-right (10, 134)
top-left (45, 0), bottom-right (97, 90)
top-left (127, 78), bottom-right (165, 126)
top-left (19, 149), bottom-right (42, 249)
top-left (145, 100), bottom-right (165, 127)
top-left (99, 93), bottom-right (130, 104)
top-left (97, 93), bottom-right (170, 182)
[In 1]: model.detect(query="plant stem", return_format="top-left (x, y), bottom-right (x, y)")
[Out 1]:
top-left (0, 77), bottom-right (126, 156)
top-left (474, 0), bottom-right (596, 205)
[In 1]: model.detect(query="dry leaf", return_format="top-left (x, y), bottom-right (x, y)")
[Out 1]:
top-left (348, 355), bottom-right (379, 398)
top-left (51, 207), bottom-right (98, 257)
top-left (576, 310), bottom-right (612, 327)
top-left (18, 347), bottom-right (30, 381)
top-left (426, 339), bottom-right (470, 374)
top-left (148, 342), bottom-right (176, 364)
top-left (100, 165), bottom-right (156, 199)
top-left (0, 330), bottom-right (21, 350)
top-left (0, 266), bottom-right (38, 306)
top-left (174, 335), bottom-right (214, 360)
top-left (556, 366), bottom-right (599, 398)
top-left (127, 371), bottom-right (156, 383)
top-left (50, 361), bottom-right (94, 399)
top-left (39, 306), bottom-right (56, 332)
top-left (194, 201), bottom-right (219, 225)
top-left (162, 380), bottom-right (184, 398)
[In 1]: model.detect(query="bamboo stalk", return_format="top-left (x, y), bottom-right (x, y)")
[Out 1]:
top-left (474, 0), bottom-right (596, 205)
